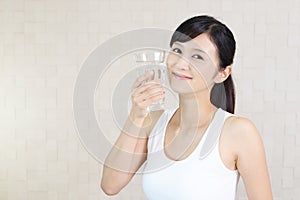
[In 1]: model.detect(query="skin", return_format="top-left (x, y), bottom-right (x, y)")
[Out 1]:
top-left (101, 33), bottom-right (273, 199)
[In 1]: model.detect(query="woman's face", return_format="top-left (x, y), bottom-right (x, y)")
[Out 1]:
top-left (166, 33), bottom-right (220, 94)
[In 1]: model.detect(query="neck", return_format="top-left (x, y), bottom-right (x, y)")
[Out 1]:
top-left (175, 90), bottom-right (218, 131)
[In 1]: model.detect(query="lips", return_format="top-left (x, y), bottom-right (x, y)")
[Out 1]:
top-left (172, 72), bottom-right (193, 80)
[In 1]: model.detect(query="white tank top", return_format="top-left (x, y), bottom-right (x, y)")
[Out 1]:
top-left (142, 108), bottom-right (240, 200)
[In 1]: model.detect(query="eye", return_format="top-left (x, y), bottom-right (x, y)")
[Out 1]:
top-left (172, 48), bottom-right (182, 54)
top-left (192, 54), bottom-right (203, 60)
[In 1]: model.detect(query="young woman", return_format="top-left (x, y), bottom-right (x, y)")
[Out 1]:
top-left (101, 15), bottom-right (273, 200)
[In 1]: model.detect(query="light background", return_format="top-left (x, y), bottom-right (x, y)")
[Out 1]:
top-left (0, 0), bottom-right (299, 199)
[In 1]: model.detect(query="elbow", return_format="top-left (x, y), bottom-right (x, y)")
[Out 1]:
top-left (100, 180), bottom-right (121, 196)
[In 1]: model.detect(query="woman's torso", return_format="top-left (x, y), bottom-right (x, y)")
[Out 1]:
top-left (142, 107), bottom-right (240, 200)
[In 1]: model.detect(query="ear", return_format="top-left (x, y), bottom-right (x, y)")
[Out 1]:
top-left (214, 66), bottom-right (232, 83)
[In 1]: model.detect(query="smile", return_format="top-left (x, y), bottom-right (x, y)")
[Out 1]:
top-left (172, 72), bottom-right (193, 80)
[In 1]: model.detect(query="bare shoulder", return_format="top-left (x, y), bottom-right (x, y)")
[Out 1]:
top-left (229, 116), bottom-right (262, 140)
top-left (224, 116), bottom-right (265, 155)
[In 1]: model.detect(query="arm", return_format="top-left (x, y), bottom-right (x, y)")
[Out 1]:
top-left (234, 117), bottom-right (273, 200)
top-left (100, 112), bottom-right (150, 195)
top-left (101, 71), bottom-right (165, 195)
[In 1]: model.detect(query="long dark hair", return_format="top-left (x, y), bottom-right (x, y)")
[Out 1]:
top-left (170, 15), bottom-right (236, 114)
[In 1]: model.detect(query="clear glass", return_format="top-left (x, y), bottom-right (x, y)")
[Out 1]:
top-left (134, 49), bottom-right (166, 111)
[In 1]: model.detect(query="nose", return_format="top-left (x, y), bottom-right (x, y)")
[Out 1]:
top-left (174, 55), bottom-right (190, 71)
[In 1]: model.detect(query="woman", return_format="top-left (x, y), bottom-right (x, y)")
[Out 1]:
top-left (101, 15), bottom-right (273, 200)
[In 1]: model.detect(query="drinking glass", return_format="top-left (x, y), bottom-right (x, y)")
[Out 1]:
top-left (134, 49), bottom-right (166, 111)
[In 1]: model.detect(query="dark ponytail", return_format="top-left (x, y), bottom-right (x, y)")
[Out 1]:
top-left (210, 75), bottom-right (235, 114)
top-left (170, 15), bottom-right (236, 114)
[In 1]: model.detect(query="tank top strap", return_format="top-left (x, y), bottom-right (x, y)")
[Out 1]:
top-left (147, 109), bottom-right (177, 155)
top-left (199, 109), bottom-right (236, 160)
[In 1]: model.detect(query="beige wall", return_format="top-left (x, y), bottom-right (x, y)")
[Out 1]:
top-left (0, 0), bottom-right (299, 199)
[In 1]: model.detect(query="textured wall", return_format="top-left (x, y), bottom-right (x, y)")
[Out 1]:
top-left (0, 0), bottom-right (299, 199)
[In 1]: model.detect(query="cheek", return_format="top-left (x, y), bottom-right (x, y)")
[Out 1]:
top-left (166, 53), bottom-right (179, 69)
top-left (190, 64), bottom-right (218, 84)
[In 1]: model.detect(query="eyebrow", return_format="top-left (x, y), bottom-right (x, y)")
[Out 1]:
top-left (193, 48), bottom-right (206, 53)
top-left (173, 42), bottom-right (183, 46)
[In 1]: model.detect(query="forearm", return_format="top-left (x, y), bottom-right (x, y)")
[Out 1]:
top-left (101, 113), bottom-right (149, 194)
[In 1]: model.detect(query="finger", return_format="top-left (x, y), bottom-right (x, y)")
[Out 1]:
top-left (157, 69), bottom-right (162, 79)
top-left (133, 87), bottom-right (166, 102)
top-left (132, 82), bottom-right (164, 97)
top-left (132, 70), bottom-right (155, 88)
top-left (139, 93), bottom-right (165, 107)
top-left (145, 70), bottom-right (155, 81)
top-left (132, 80), bottom-right (163, 94)
top-left (137, 70), bottom-right (154, 82)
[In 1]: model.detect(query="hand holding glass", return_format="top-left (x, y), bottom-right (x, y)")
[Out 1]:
top-left (134, 50), bottom-right (166, 111)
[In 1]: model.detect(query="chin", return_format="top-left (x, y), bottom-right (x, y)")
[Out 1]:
top-left (169, 81), bottom-right (210, 95)
top-left (169, 81), bottom-right (195, 94)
